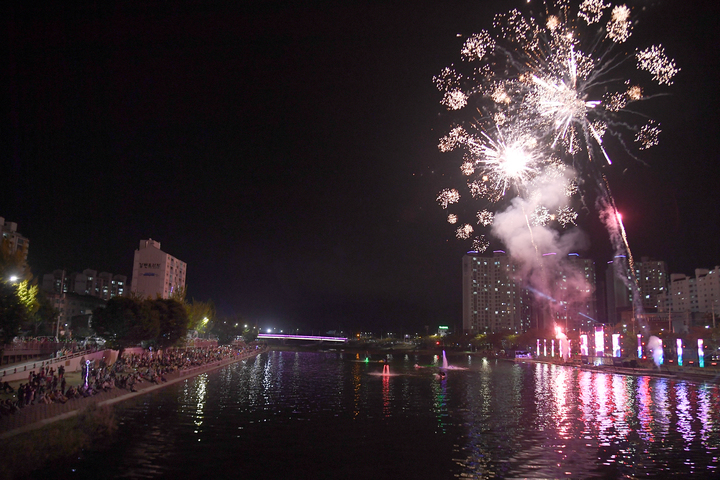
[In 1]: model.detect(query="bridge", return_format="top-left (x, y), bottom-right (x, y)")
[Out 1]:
top-left (257, 333), bottom-right (348, 343)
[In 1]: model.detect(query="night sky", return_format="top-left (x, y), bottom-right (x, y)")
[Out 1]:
top-left (5, 0), bottom-right (720, 333)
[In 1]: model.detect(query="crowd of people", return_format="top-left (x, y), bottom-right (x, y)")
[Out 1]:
top-left (0, 343), bottom-right (264, 417)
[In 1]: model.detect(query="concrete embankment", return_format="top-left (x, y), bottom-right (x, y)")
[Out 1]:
top-left (0, 346), bottom-right (268, 439)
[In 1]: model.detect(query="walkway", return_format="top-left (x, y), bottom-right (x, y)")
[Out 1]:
top-left (0, 346), bottom-right (268, 439)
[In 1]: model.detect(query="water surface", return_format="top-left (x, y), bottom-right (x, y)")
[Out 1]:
top-left (36, 350), bottom-right (720, 479)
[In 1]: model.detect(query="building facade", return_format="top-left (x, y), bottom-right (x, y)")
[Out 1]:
top-left (605, 256), bottom-right (668, 324)
top-left (658, 266), bottom-right (720, 327)
top-left (1, 216), bottom-right (29, 263)
top-left (462, 251), bottom-right (528, 334)
top-left (551, 253), bottom-right (598, 333)
top-left (130, 239), bottom-right (187, 299)
top-left (635, 257), bottom-right (668, 310)
top-left (42, 269), bottom-right (127, 300)
top-left (47, 292), bottom-right (108, 338)
top-left (463, 251), bottom-right (598, 335)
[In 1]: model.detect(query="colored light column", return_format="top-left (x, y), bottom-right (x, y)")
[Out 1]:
top-left (551, 339), bottom-right (555, 357)
top-left (637, 334), bottom-right (642, 358)
top-left (612, 334), bottom-right (621, 357)
top-left (698, 339), bottom-right (704, 368)
top-left (543, 339), bottom-right (547, 357)
top-left (536, 339), bottom-right (541, 357)
top-left (676, 338), bottom-right (683, 366)
top-left (595, 327), bottom-right (604, 356)
top-left (580, 335), bottom-right (588, 356)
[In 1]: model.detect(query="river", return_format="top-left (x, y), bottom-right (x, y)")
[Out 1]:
top-left (34, 350), bottom-right (720, 479)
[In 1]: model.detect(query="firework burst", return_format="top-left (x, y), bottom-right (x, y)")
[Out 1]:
top-left (435, 0), bottom-right (677, 254)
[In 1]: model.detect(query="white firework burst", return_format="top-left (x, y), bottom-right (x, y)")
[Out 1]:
top-left (456, 224), bottom-right (474, 240)
top-left (477, 210), bottom-right (495, 226)
top-left (556, 206), bottom-right (578, 227)
top-left (472, 236), bottom-right (490, 253)
top-left (606, 5), bottom-right (632, 43)
top-left (437, 188), bottom-right (460, 209)
top-left (531, 206), bottom-right (552, 226)
top-left (461, 30), bottom-right (496, 61)
top-left (578, 0), bottom-right (610, 25)
top-left (637, 45), bottom-right (680, 86)
top-left (635, 120), bottom-right (660, 150)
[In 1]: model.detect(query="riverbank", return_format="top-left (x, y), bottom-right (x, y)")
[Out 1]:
top-left (0, 345), bottom-right (268, 439)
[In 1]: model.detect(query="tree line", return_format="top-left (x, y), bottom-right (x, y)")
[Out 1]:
top-left (0, 238), bottom-right (256, 355)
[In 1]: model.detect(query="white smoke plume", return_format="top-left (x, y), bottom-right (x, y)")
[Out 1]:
top-left (491, 166), bottom-right (593, 327)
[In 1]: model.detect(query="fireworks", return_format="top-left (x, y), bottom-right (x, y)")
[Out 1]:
top-left (435, 0), bottom-right (677, 253)
top-left (637, 45), bottom-right (679, 86)
top-left (437, 188), bottom-right (460, 209)
top-left (472, 236), bottom-right (490, 253)
top-left (635, 120), bottom-right (660, 150)
top-left (556, 206), bottom-right (578, 227)
top-left (477, 210), bottom-right (494, 226)
top-left (456, 224), bottom-right (474, 240)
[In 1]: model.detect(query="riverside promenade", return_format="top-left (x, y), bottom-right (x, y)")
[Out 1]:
top-left (0, 345), bottom-right (268, 439)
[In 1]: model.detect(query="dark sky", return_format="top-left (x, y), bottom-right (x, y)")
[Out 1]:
top-left (5, 0), bottom-right (720, 333)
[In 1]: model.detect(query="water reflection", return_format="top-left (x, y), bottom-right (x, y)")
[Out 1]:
top-left (459, 361), bottom-right (720, 478)
top-left (42, 352), bottom-right (720, 480)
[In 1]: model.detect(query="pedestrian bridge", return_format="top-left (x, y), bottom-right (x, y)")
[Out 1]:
top-left (257, 333), bottom-right (347, 343)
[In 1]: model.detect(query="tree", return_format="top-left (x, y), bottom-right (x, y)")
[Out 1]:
top-left (186, 299), bottom-right (216, 334)
top-left (0, 281), bottom-right (30, 358)
top-left (92, 297), bottom-right (159, 354)
top-left (15, 279), bottom-right (39, 322)
top-left (149, 298), bottom-right (189, 349)
top-left (212, 313), bottom-right (247, 345)
top-left (31, 290), bottom-right (59, 337)
top-left (169, 285), bottom-right (187, 304)
top-left (0, 239), bottom-right (31, 282)
top-left (242, 326), bottom-right (258, 343)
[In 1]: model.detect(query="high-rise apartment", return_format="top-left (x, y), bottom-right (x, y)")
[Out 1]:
top-left (463, 251), bottom-right (598, 334)
top-left (130, 239), bottom-right (187, 299)
top-left (462, 251), bottom-right (528, 334)
top-left (551, 253), bottom-right (598, 332)
top-left (606, 256), bottom-right (668, 324)
top-left (659, 267), bottom-right (720, 320)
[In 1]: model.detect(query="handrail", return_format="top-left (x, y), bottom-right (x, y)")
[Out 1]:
top-left (3, 342), bottom-right (64, 351)
top-left (0, 348), bottom-right (95, 378)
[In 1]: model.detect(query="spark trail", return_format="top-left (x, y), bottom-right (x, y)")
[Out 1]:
top-left (435, 0), bottom-right (677, 258)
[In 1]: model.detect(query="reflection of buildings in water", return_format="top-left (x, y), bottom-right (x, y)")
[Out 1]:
top-left (382, 374), bottom-right (391, 418)
top-left (551, 367), bottom-right (570, 438)
top-left (698, 385), bottom-right (716, 444)
top-left (637, 376), bottom-right (654, 443)
top-left (351, 358), bottom-right (362, 419)
top-left (674, 383), bottom-right (694, 447)
top-left (430, 373), bottom-right (447, 432)
top-left (611, 375), bottom-right (632, 438)
top-left (653, 380), bottom-right (671, 438)
top-left (193, 373), bottom-right (208, 434)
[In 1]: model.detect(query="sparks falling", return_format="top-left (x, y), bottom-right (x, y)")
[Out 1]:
top-left (435, 0), bottom-right (677, 255)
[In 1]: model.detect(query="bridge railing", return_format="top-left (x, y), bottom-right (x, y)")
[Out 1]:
top-left (257, 333), bottom-right (347, 342)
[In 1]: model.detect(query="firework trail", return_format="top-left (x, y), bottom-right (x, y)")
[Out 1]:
top-left (435, 0), bottom-right (677, 323)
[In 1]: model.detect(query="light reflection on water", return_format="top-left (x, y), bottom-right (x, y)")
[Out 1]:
top-left (39, 351), bottom-right (720, 479)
